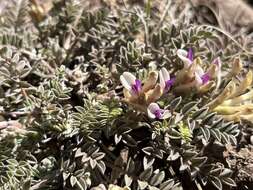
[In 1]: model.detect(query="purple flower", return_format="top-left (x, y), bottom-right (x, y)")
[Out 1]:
top-left (200, 73), bottom-right (210, 84)
top-left (131, 79), bottom-right (142, 94)
top-left (165, 77), bottom-right (175, 89)
top-left (159, 67), bottom-right (175, 92)
top-left (177, 48), bottom-right (194, 68)
top-left (187, 48), bottom-right (194, 62)
top-left (147, 103), bottom-right (171, 119)
top-left (195, 71), bottom-right (211, 86)
top-left (120, 72), bottom-right (142, 96)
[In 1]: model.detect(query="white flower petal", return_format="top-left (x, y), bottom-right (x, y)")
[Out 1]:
top-left (195, 72), bottom-right (203, 86)
top-left (147, 103), bottom-right (160, 119)
top-left (177, 49), bottom-right (192, 68)
top-left (177, 49), bottom-right (188, 57)
top-left (120, 72), bottom-right (136, 91)
top-left (159, 67), bottom-right (170, 90)
top-left (147, 108), bottom-right (156, 119)
top-left (148, 103), bottom-right (160, 113)
top-left (195, 65), bottom-right (204, 76)
top-left (161, 110), bottom-right (171, 119)
top-left (120, 76), bottom-right (132, 91)
top-left (159, 70), bottom-right (166, 89)
top-left (161, 67), bottom-right (170, 81)
top-left (123, 72), bottom-right (136, 84)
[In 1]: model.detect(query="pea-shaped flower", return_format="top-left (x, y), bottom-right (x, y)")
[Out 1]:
top-left (120, 71), bottom-right (163, 112)
top-left (120, 72), bottom-right (142, 97)
top-left (174, 55), bottom-right (219, 94)
top-left (177, 48), bottom-right (194, 68)
top-left (159, 67), bottom-right (175, 93)
top-left (147, 103), bottom-right (171, 119)
top-left (177, 48), bottom-right (212, 86)
top-left (194, 68), bottom-right (211, 86)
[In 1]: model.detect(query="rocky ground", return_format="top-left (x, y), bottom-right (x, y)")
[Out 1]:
top-left (1, 0), bottom-right (253, 189)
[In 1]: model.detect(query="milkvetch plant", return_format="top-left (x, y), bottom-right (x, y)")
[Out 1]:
top-left (147, 102), bottom-right (171, 119)
top-left (120, 71), bottom-right (163, 112)
top-left (174, 48), bottom-right (220, 94)
top-left (0, 1), bottom-right (251, 190)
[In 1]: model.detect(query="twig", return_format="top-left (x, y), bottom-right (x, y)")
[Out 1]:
top-left (135, 8), bottom-right (149, 50)
top-left (199, 24), bottom-right (253, 55)
top-left (153, 0), bottom-right (171, 33)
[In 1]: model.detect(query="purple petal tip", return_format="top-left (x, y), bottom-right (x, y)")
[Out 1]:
top-left (131, 79), bottom-right (142, 94)
top-left (201, 73), bottom-right (210, 84)
top-left (187, 48), bottom-right (194, 62)
top-left (165, 77), bottom-right (176, 90)
top-left (154, 109), bottom-right (164, 119)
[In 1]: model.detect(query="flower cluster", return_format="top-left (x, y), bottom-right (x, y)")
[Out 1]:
top-left (120, 70), bottom-right (168, 119)
top-left (208, 67), bottom-right (253, 122)
top-left (120, 48), bottom-right (221, 119)
top-left (174, 48), bottom-right (221, 94)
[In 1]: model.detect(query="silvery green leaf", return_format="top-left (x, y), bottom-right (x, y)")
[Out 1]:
top-left (210, 176), bottom-right (222, 190)
top-left (63, 172), bottom-right (70, 181)
top-left (97, 161), bottom-right (106, 174)
top-left (221, 133), bottom-right (229, 144)
top-left (210, 129), bottom-right (221, 142)
top-left (89, 159), bottom-right (97, 169)
top-left (172, 182), bottom-right (183, 190)
top-left (200, 127), bottom-right (210, 142)
top-left (170, 97), bottom-right (182, 110)
top-left (126, 158), bottom-right (135, 174)
top-left (210, 168), bottom-right (222, 176)
top-left (221, 178), bottom-right (236, 187)
top-left (6, 159), bottom-right (18, 166)
top-left (143, 156), bottom-right (155, 170)
top-left (92, 152), bottom-right (105, 160)
top-left (202, 112), bottom-right (216, 124)
top-left (137, 180), bottom-right (148, 190)
top-left (76, 180), bottom-right (86, 190)
top-left (114, 134), bottom-right (122, 144)
top-left (15, 169), bottom-right (25, 177)
top-left (74, 169), bottom-right (84, 177)
top-left (124, 174), bottom-right (132, 186)
top-left (139, 167), bottom-right (153, 181)
top-left (78, 177), bottom-right (88, 190)
top-left (150, 171), bottom-right (165, 186)
top-left (75, 148), bottom-right (86, 158)
top-left (148, 186), bottom-right (160, 190)
top-left (181, 101), bottom-right (197, 115)
top-left (225, 124), bottom-right (238, 134)
top-left (191, 107), bottom-right (208, 120)
top-left (160, 179), bottom-right (174, 190)
top-left (218, 121), bottom-right (233, 132)
top-left (219, 169), bottom-right (233, 178)
top-left (142, 147), bottom-right (154, 156)
top-left (70, 176), bottom-right (77, 187)
top-left (229, 135), bottom-right (237, 145)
